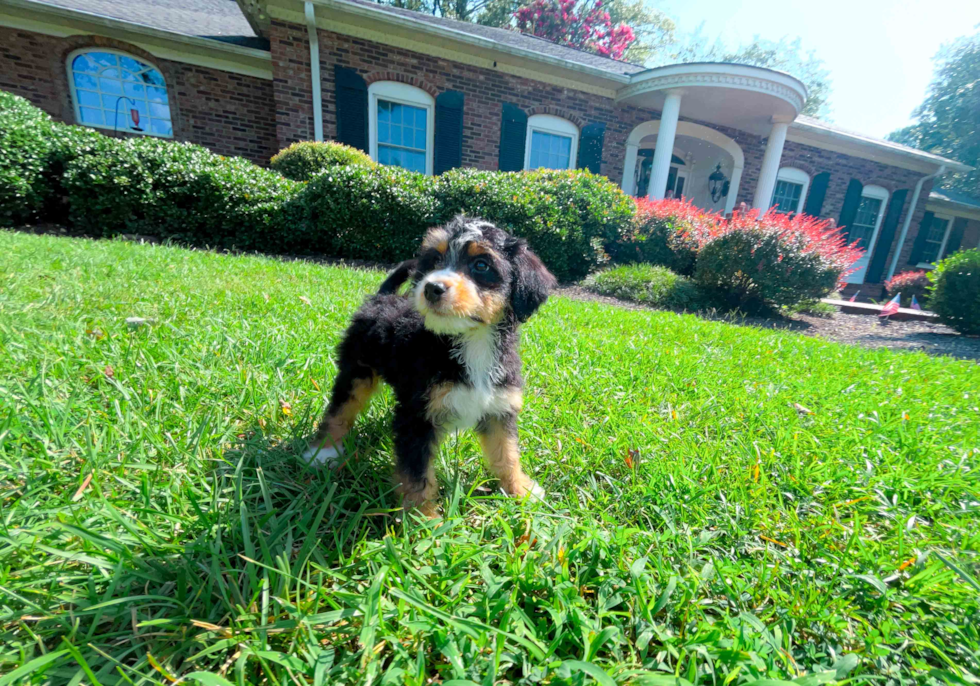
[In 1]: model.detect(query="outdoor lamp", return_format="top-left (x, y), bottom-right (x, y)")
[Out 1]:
top-left (708, 164), bottom-right (729, 203)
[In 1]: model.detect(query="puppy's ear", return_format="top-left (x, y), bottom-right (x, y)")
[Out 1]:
top-left (507, 238), bottom-right (557, 322)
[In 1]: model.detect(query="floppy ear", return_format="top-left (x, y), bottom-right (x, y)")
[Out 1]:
top-left (507, 239), bottom-right (557, 322)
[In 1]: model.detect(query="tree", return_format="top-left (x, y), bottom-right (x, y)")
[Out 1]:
top-left (888, 34), bottom-right (980, 200)
top-left (514, 0), bottom-right (636, 59)
top-left (670, 30), bottom-right (833, 118)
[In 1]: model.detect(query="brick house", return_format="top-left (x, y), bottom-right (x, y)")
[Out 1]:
top-left (2, 0), bottom-right (978, 293)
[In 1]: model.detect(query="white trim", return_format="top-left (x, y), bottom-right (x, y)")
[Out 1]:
top-left (915, 213), bottom-right (954, 269)
top-left (66, 48), bottom-right (173, 137)
top-left (845, 185), bottom-right (890, 284)
top-left (1, 0), bottom-right (273, 79)
top-left (773, 167), bottom-right (810, 214)
top-left (621, 119), bottom-right (744, 214)
top-left (367, 81), bottom-right (435, 176)
top-left (523, 114), bottom-right (579, 171)
top-left (305, 2), bottom-right (323, 142)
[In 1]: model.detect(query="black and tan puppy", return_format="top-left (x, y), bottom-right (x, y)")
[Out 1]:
top-left (303, 216), bottom-right (556, 517)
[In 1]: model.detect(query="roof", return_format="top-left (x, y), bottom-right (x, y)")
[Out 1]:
top-left (929, 188), bottom-right (980, 210)
top-left (34, 0), bottom-right (268, 49)
top-left (792, 115), bottom-right (972, 173)
top-left (333, 0), bottom-right (646, 77)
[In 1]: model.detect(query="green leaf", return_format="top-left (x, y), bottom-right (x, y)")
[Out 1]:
top-left (561, 660), bottom-right (617, 686)
top-left (0, 650), bottom-right (69, 686)
top-left (184, 672), bottom-right (237, 686)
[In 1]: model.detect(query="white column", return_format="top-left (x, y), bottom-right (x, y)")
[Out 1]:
top-left (647, 90), bottom-right (683, 199)
top-left (752, 120), bottom-right (789, 211)
top-left (621, 142), bottom-right (639, 195)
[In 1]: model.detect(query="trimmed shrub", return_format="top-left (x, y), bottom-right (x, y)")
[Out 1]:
top-left (884, 270), bottom-right (931, 308)
top-left (435, 168), bottom-right (634, 281)
top-left (694, 209), bottom-right (862, 311)
top-left (928, 248), bottom-right (980, 335)
top-left (300, 164), bottom-right (438, 260)
top-left (610, 197), bottom-right (715, 275)
top-left (584, 264), bottom-right (704, 310)
top-left (0, 91), bottom-right (108, 225)
top-left (270, 141), bottom-right (374, 181)
top-left (63, 137), bottom-right (300, 249)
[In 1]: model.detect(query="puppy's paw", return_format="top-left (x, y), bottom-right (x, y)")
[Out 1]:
top-left (527, 480), bottom-right (546, 501)
top-left (302, 442), bottom-right (344, 468)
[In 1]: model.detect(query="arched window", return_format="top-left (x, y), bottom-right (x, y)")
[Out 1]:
top-left (771, 167), bottom-right (810, 214)
top-left (524, 114), bottom-right (578, 171)
top-left (368, 81), bottom-right (435, 175)
top-left (68, 49), bottom-right (172, 137)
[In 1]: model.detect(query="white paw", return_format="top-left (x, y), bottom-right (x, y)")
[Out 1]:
top-left (528, 481), bottom-right (546, 501)
top-left (302, 442), bottom-right (344, 467)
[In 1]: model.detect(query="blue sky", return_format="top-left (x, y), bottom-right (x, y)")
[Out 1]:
top-left (657, 0), bottom-right (980, 139)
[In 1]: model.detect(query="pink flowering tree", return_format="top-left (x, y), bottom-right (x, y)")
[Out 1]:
top-left (513, 0), bottom-right (636, 60)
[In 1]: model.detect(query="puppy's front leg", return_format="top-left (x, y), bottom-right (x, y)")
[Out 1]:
top-left (477, 414), bottom-right (544, 500)
top-left (392, 406), bottom-right (442, 518)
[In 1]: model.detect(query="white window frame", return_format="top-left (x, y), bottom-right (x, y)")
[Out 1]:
top-left (844, 185), bottom-right (890, 284)
top-left (66, 48), bottom-right (172, 138)
top-left (524, 114), bottom-right (579, 171)
top-left (917, 213), bottom-right (954, 269)
top-left (772, 167), bottom-right (810, 214)
top-left (367, 81), bottom-right (435, 176)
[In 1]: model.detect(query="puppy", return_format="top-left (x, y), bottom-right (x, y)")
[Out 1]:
top-left (302, 216), bottom-right (556, 517)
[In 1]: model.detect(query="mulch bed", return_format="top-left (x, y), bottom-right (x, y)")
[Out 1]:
top-left (557, 286), bottom-right (980, 362)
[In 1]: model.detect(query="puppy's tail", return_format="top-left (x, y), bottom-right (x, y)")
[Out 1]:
top-left (378, 259), bottom-right (417, 295)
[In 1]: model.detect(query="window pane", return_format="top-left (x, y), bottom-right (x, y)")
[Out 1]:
top-left (375, 99), bottom-right (427, 172)
top-left (919, 217), bottom-right (949, 263)
top-left (73, 73), bottom-right (98, 90)
top-left (149, 102), bottom-right (170, 119)
top-left (119, 55), bottom-right (143, 73)
top-left (771, 180), bottom-right (803, 213)
top-left (79, 107), bottom-right (105, 125)
top-left (98, 77), bottom-right (122, 95)
top-left (71, 51), bottom-right (171, 137)
top-left (76, 89), bottom-right (100, 107)
top-left (149, 118), bottom-right (173, 136)
top-left (124, 82), bottom-right (145, 98)
top-left (528, 131), bottom-right (571, 170)
top-left (849, 197), bottom-right (883, 250)
top-left (378, 122), bottom-right (390, 144)
top-left (73, 54), bottom-right (100, 73)
top-left (147, 86), bottom-right (168, 104)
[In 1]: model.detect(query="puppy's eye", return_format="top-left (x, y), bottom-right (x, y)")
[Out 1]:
top-left (472, 258), bottom-right (491, 273)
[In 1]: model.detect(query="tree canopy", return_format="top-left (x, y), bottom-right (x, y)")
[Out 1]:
top-left (888, 34), bottom-right (980, 200)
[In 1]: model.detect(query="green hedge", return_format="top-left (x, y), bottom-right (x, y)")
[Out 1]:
top-left (270, 141), bottom-right (374, 181)
top-left (1, 91), bottom-right (635, 282)
top-left (584, 264), bottom-right (705, 310)
top-left (929, 248), bottom-right (980, 334)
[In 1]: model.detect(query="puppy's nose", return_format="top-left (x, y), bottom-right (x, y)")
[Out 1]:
top-left (424, 281), bottom-right (447, 304)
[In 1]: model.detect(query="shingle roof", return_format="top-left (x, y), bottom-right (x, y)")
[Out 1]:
top-left (34, 0), bottom-right (268, 49)
top-left (337, 0), bottom-right (645, 76)
top-left (930, 188), bottom-right (980, 210)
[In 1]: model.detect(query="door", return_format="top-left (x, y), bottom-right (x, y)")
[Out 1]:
top-left (845, 190), bottom-right (888, 284)
top-left (632, 151), bottom-right (687, 199)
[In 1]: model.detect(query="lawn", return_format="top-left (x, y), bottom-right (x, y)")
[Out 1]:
top-left (1, 231), bottom-right (978, 686)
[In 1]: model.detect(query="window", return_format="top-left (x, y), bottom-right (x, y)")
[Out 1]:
top-left (850, 186), bottom-right (889, 251)
top-left (918, 214), bottom-right (953, 266)
top-left (368, 82), bottom-right (434, 175)
top-left (68, 49), bottom-right (172, 137)
top-left (524, 114), bottom-right (578, 171)
top-left (771, 167), bottom-right (810, 214)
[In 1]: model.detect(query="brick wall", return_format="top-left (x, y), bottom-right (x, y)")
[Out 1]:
top-left (0, 27), bottom-right (278, 165)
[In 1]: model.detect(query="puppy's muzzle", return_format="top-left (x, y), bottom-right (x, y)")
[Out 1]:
top-left (424, 281), bottom-right (447, 304)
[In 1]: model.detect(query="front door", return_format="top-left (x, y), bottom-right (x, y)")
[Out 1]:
top-left (633, 151), bottom-right (687, 199)
top-left (845, 194), bottom-right (887, 284)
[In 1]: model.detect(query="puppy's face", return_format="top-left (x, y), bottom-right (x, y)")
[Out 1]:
top-left (413, 217), bottom-right (556, 334)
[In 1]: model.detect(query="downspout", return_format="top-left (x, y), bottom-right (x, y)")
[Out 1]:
top-left (886, 164), bottom-right (945, 281)
top-left (305, 1), bottom-right (324, 142)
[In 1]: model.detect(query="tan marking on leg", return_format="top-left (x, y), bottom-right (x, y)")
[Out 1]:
top-left (422, 228), bottom-right (450, 254)
top-left (312, 374), bottom-right (379, 448)
top-left (425, 381), bottom-right (456, 421)
top-left (395, 459), bottom-right (440, 519)
top-left (479, 416), bottom-right (535, 497)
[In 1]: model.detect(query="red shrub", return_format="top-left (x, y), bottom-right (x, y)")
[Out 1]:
top-left (610, 197), bottom-right (721, 275)
top-left (693, 207), bottom-right (864, 310)
top-left (884, 270), bottom-right (931, 307)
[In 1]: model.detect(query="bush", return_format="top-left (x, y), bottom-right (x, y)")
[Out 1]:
top-left (884, 270), bottom-right (931, 308)
top-left (270, 141), bottom-right (374, 181)
top-left (610, 197), bottom-right (715, 276)
top-left (694, 209), bottom-right (862, 311)
top-left (63, 137), bottom-right (300, 249)
top-left (435, 168), bottom-right (634, 281)
top-left (928, 248), bottom-right (980, 335)
top-left (584, 264), bottom-right (704, 310)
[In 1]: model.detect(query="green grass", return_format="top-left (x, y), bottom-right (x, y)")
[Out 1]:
top-left (1, 231), bottom-right (978, 686)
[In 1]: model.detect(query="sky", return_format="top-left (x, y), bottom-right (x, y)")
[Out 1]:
top-left (657, 0), bottom-right (980, 139)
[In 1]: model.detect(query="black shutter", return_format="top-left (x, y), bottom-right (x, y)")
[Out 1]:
top-left (497, 102), bottom-right (527, 172)
top-left (908, 211), bottom-right (935, 265)
top-left (803, 172), bottom-right (830, 217)
top-left (576, 122), bottom-right (606, 174)
top-left (838, 178), bottom-right (864, 240)
top-left (434, 90), bottom-right (464, 175)
top-left (865, 189), bottom-right (907, 284)
top-left (945, 217), bottom-right (968, 256)
top-left (334, 66), bottom-right (367, 152)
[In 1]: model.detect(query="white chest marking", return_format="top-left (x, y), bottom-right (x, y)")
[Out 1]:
top-left (432, 326), bottom-right (516, 430)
